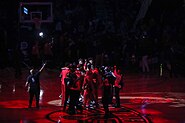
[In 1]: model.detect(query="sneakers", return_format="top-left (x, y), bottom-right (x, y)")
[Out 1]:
top-left (112, 104), bottom-right (120, 108)
top-left (104, 112), bottom-right (112, 119)
top-left (59, 94), bottom-right (62, 98)
top-left (114, 104), bottom-right (120, 108)
top-left (66, 109), bottom-right (76, 115)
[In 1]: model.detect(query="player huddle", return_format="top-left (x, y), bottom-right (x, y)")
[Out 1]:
top-left (59, 58), bottom-right (124, 117)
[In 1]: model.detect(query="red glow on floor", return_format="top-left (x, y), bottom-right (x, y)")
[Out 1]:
top-left (0, 100), bottom-right (29, 108)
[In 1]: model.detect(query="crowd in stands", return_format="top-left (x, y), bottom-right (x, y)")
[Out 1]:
top-left (0, 0), bottom-right (185, 77)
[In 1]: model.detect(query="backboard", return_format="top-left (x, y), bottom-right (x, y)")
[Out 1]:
top-left (19, 2), bottom-right (53, 23)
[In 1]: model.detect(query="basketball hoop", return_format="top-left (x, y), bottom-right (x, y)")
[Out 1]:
top-left (33, 18), bottom-right (41, 30)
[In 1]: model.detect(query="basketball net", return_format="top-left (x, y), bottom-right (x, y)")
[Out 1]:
top-left (33, 18), bottom-right (41, 30)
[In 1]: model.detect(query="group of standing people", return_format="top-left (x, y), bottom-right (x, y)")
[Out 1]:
top-left (59, 58), bottom-right (124, 117)
top-left (24, 57), bottom-right (124, 118)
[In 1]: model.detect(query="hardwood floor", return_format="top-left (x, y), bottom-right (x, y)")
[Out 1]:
top-left (0, 68), bottom-right (185, 123)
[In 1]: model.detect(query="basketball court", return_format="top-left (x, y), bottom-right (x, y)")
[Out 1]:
top-left (0, 67), bottom-right (185, 123)
top-left (0, 2), bottom-right (184, 123)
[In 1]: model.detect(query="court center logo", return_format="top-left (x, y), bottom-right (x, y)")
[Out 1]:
top-left (46, 92), bottom-right (185, 123)
top-left (46, 107), bottom-right (151, 123)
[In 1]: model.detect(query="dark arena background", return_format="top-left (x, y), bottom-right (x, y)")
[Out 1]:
top-left (0, 0), bottom-right (185, 123)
